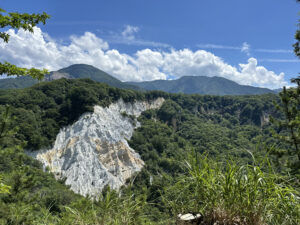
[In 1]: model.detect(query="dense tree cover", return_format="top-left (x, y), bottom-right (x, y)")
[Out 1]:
top-left (0, 78), bottom-right (298, 224)
top-left (128, 76), bottom-right (275, 96)
top-left (0, 78), bottom-right (282, 153)
top-left (125, 92), bottom-right (297, 222)
top-left (271, 79), bottom-right (300, 169)
top-left (131, 93), bottom-right (283, 166)
top-left (0, 78), bottom-right (149, 150)
top-left (155, 94), bottom-right (285, 162)
top-left (0, 76), bottom-right (38, 89)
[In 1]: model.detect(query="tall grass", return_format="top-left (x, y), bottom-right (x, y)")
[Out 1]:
top-left (3, 186), bottom-right (152, 225)
top-left (59, 186), bottom-right (152, 225)
top-left (163, 152), bottom-right (300, 225)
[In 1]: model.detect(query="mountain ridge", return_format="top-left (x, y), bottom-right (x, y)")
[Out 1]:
top-left (0, 64), bottom-right (140, 90)
top-left (45, 64), bottom-right (140, 90)
top-left (127, 75), bottom-right (276, 95)
top-left (0, 64), bottom-right (277, 95)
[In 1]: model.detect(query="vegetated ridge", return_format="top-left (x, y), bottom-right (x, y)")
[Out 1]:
top-left (0, 76), bottom-right (38, 89)
top-left (127, 75), bottom-right (276, 95)
top-left (45, 64), bottom-right (140, 90)
top-left (0, 64), bottom-right (140, 90)
top-left (0, 64), bottom-right (276, 96)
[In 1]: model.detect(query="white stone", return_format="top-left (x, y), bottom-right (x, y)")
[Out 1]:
top-left (176, 213), bottom-right (202, 225)
top-left (179, 214), bottom-right (201, 221)
top-left (28, 98), bottom-right (164, 197)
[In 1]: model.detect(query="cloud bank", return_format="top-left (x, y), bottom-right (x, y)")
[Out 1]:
top-left (0, 27), bottom-right (287, 88)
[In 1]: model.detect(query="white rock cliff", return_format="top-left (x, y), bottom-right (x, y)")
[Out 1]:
top-left (29, 98), bottom-right (164, 197)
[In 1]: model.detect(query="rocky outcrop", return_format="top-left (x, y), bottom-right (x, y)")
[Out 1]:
top-left (29, 98), bottom-right (164, 197)
top-left (260, 111), bottom-right (270, 127)
top-left (44, 72), bottom-right (70, 81)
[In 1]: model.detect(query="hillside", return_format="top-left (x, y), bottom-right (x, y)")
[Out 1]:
top-left (45, 64), bottom-right (140, 90)
top-left (0, 78), bottom-right (298, 224)
top-left (128, 76), bottom-right (276, 95)
top-left (1, 0), bottom-right (299, 223)
top-left (0, 64), bottom-right (140, 90)
top-left (0, 65), bottom-right (278, 96)
top-left (0, 76), bottom-right (38, 89)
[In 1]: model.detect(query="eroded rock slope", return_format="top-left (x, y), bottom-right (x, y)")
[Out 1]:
top-left (29, 98), bottom-right (164, 197)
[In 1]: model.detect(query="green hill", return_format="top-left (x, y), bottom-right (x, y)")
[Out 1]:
top-left (0, 76), bottom-right (38, 89)
top-left (0, 66), bottom-right (276, 95)
top-left (45, 64), bottom-right (140, 90)
top-left (127, 75), bottom-right (276, 95)
top-left (0, 64), bottom-right (140, 90)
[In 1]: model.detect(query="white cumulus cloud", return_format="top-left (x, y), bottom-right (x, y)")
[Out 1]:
top-left (0, 27), bottom-right (288, 89)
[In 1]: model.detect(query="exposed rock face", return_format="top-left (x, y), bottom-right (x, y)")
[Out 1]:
top-left (260, 111), bottom-right (270, 127)
top-left (44, 72), bottom-right (70, 81)
top-left (29, 98), bottom-right (164, 197)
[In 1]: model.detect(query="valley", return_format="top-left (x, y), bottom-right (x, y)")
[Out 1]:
top-left (0, 1), bottom-right (299, 223)
top-left (0, 77), bottom-right (298, 224)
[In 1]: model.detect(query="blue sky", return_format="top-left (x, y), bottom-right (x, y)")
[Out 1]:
top-left (0, 0), bottom-right (299, 88)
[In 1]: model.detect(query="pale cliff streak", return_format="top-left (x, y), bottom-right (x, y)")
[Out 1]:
top-left (29, 98), bottom-right (165, 197)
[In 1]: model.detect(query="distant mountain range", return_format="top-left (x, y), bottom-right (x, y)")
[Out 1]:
top-left (0, 64), bottom-right (277, 95)
top-left (0, 64), bottom-right (139, 90)
top-left (44, 64), bottom-right (140, 90)
top-left (127, 76), bottom-right (276, 95)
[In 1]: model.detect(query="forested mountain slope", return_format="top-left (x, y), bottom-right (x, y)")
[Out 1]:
top-left (0, 64), bottom-right (140, 90)
top-left (128, 76), bottom-right (276, 95)
top-left (0, 78), bottom-right (298, 224)
top-left (0, 78), bottom-right (280, 152)
top-left (0, 76), bottom-right (38, 89)
top-left (45, 64), bottom-right (140, 90)
top-left (0, 64), bottom-right (276, 96)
